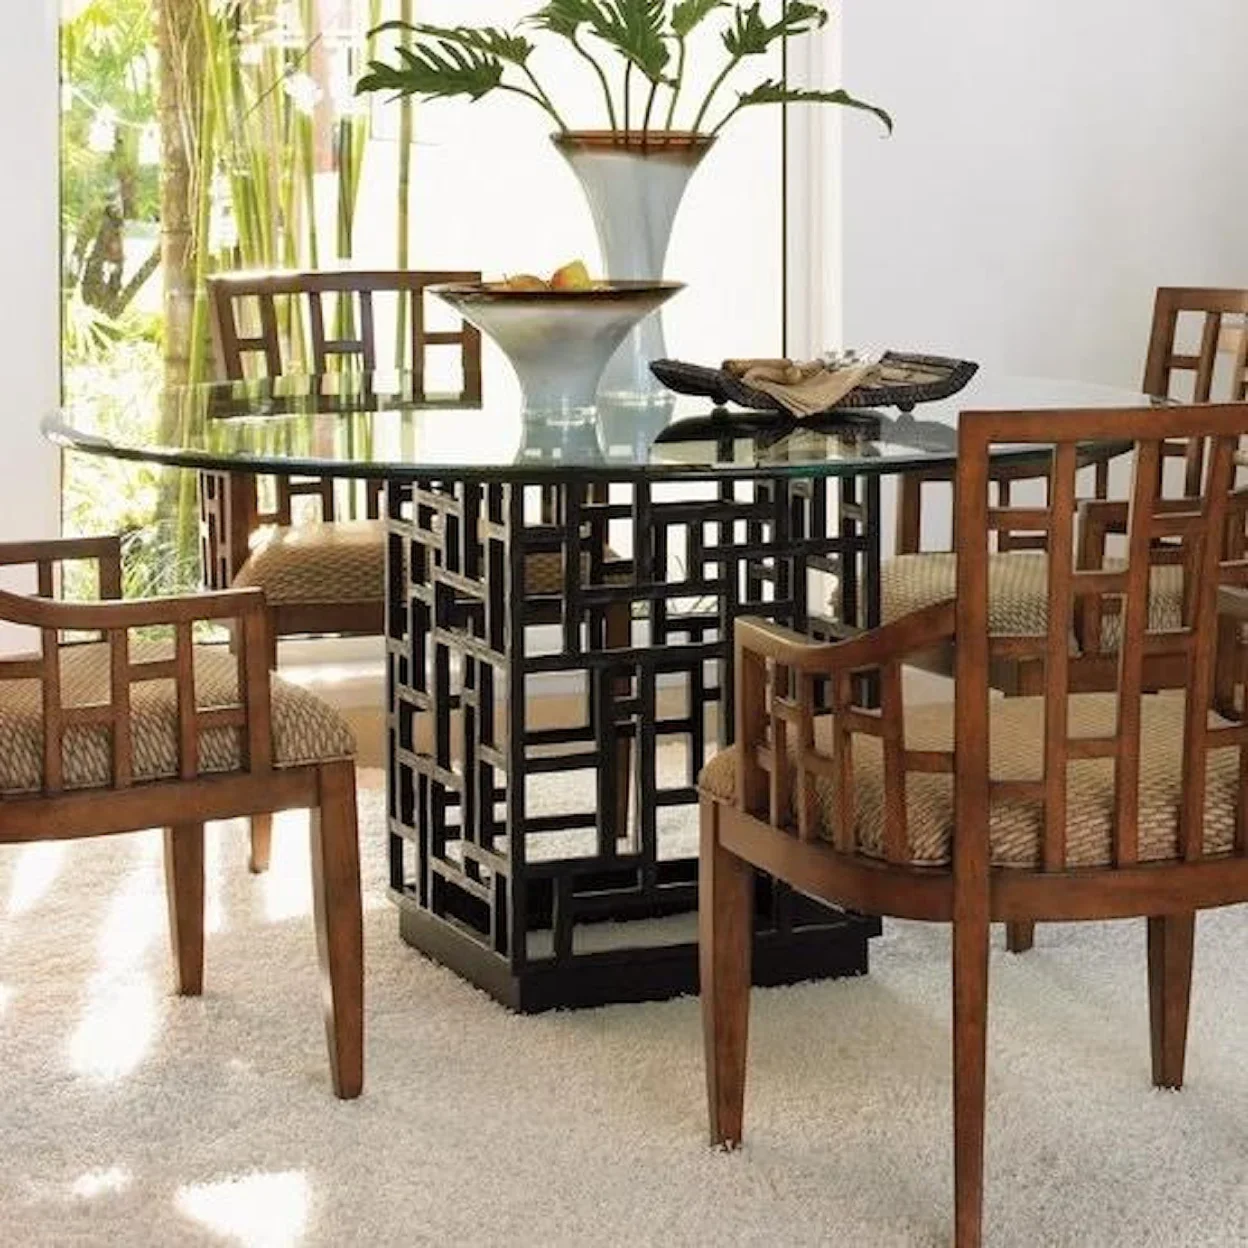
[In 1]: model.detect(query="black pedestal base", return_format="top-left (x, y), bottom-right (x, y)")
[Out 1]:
top-left (397, 898), bottom-right (880, 1013)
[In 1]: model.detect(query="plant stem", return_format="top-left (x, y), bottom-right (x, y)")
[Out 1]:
top-left (623, 60), bottom-right (632, 133)
top-left (520, 64), bottom-right (569, 132)
top-left (709, 100), bottom-right (744, 135)
top-left (664, 38), bottom-right (686, 130)
top-left (499, 82), bottom-right (568, 130)
top-left (641, 77), bottom-right (658, 145)
top-left (571, 32), bottom-right (617, 130)
top-left (691, 54), bottom-right (741, 135)
top-left (395, 0), bottom-right (413, 364)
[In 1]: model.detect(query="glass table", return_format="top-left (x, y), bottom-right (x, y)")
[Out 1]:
top-left (47, 370), bottom-right (1155, 1010)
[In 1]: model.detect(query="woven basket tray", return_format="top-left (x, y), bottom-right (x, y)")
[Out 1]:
top-left (649, 352), bottom-right (978, 415)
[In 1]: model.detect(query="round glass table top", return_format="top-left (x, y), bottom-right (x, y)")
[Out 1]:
top-left (46, 369), bottom-right (1158, 482)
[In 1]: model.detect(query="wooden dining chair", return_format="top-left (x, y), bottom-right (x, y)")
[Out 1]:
top-left (881, 286), bottom-right (1248, 700)
top-left (0, 535), bottom-right (364, 1097)
top-left (203, 268), bottom-right (484, 671)
top-left (699, 400), bottom-right (1248, 1247)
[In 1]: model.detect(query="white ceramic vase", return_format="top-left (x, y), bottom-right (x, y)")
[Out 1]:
top-left (553, 132), bottom-right (714, 410)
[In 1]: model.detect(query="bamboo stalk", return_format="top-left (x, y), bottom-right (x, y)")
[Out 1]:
top-left (395, 0), bottom-right (415, 365)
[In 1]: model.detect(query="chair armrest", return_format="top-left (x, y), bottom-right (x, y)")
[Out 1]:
top-left (735, 598), bottom-right (955, 677)
top-left (732, 601), bottom-right (955, 850)
top-left (0, 584), bottom-right (274, 792)
top-left (0, 585), bottom-right (266, 632)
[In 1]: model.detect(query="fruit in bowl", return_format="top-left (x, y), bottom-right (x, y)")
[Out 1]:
top-left (490, 259), bottom-right (609, 294)
top-left (550, 259), bottom-right (593, 291)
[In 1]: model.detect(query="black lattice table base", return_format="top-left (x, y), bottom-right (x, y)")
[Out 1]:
top-left (385, 471), bottom-right (882, 1012)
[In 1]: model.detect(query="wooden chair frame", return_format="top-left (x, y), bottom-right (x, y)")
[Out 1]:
top-left (0, 536), bottom-right (362, 1098)
top-left (201, 267), bottom-right (484, 667)
top-left (701, 402), bottom-right (1248, 1246)
top-left (894, 287), bottom-right (1248, 701)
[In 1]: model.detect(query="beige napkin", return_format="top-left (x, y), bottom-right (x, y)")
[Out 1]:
top-left (723, 357), bottom-right (880, 417)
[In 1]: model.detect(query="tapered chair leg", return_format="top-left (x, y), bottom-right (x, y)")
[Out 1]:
top-left (952, 913), bottom-right (990, 1248)
top-left (311, 761), bottom-right (364, 1099)
top-left (1005, 921), bottom-right (1035, 953)
top-left (606, 602), bottom-right (633, 840)
top-left (248, 813), bottom-right (273, 874)
top-left (1148, 913), bottom-right (1195, 1090)
top-left (699, 799), bottom-right (754, 1148)
top-left (163, 822), bottom-right (205, 996)
top-left (266, 610), bottom-right (279, 671)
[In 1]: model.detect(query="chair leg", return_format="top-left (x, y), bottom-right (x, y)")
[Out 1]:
top-left (952, 912), bottom-right (990, 1248)
top-left (163, 822), bottom-right (205, 996)
top-left (266, 609), bottom-right (279, 671)
top-left (699, 799), bottom-right (754, 1148)
top-left (311, 761), bottom-right (364, 1099)
top-left (1148, 913), bottom-right (1195, 1090)
top-left (605, 602), bottom-right (632, 840)
top-left (248, 812), bottom-right (273, 874)
top-left (1005, 921), bottom-right (1035, 953)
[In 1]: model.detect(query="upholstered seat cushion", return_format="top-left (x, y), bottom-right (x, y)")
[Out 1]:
top-left (0, 641), bottom-right (355, 795)
top-left (699, 692), bottom-right (1237, 868)
top-left (879, 551), bottom-right (1184, 643)
top-left (235, 520), bottom-right (617, 605)
top-left (235, 521), bottom-right (386, 606)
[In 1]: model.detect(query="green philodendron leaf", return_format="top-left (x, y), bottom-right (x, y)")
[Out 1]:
top-left (415, 23), bottom-right (535, 65)
top-left (355, 39), bottom-right (505, 102)
top-left (722, 1), bottom-right (827, 58)
top-left (670, 0), bottom-right (727, 38)
top-left (732, 79), bottom-right (892, 132)
top-left (528, 0), bottom-right (602, 39)
top-left (589, 0), bottom-right (671, 82)
top-left (368, 19), bottom-right (533, 65)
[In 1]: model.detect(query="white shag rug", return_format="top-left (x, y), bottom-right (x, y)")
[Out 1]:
top-left (4, 771), bottom-right (1248, 1248)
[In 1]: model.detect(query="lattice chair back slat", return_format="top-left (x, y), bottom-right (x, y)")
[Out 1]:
top-left (1143, 287), bottom-right (1248, 493)
top-left (955, 406), bottom-right (1248, 888)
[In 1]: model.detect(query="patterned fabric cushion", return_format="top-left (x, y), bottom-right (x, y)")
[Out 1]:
top-left (235, 520), bottom-right (614, 605)
top-left (879, 552), bottom-right (1184, 644)
top-left (235, 521), bottom-right (385, 606)
top-left (0, 641), bottom-right (355, 795)
top-left (699, 692), bottom-right (1238, 868)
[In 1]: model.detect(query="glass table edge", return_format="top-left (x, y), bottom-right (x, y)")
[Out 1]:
top-left (43, 413), bottom-right (1129, 484)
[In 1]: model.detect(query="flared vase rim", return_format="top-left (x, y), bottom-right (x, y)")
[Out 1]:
top-left (551, 129), bottom-right (717, 154)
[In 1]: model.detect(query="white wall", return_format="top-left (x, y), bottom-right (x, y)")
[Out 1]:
top-left (1, 1), bottom-right (60, 552)
top-left (841, 0), bottom-right (1248, 387)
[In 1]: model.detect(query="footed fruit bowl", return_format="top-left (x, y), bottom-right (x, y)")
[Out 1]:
top-left (431, 278), bottom-right (683, 425)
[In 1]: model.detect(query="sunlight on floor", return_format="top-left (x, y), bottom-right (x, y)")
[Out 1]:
top-left (94, 837), bottom-right (163, 967)
top-left (71, 1166), bottom-right (132, 1199)
top-left (0, 982), bottom-right (11, 1022)
top-left (68, 974), bottom-right (156, 1081)
top-left (175, 1170), bottom-right (310, 1248)
top-left (6, 841), bottom-right (67, 916)
top-left (67, 842), bottom-right (162, 1080)
top-left (206, 820), bottom-right (227, 935)
top-left (262, 811), bottom-right (314, 923)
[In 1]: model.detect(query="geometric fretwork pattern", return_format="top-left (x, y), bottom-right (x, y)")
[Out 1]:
top-left (385, 468), bottom-right (883, 1011)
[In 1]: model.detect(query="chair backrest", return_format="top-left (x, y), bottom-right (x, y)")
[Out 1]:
top-left (1143, 287), bottom-right (1248, 404)
top-left (953, 403), bottom-right (1248, 890)
top-left (201, 268), bottom-right (484, 585)
top-left (1144, 287), bottom-right (1248, 494)
top-left (896, 287), bottom-right (1248, 557)
top-left (208, 268), bottom-right (483, 401)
